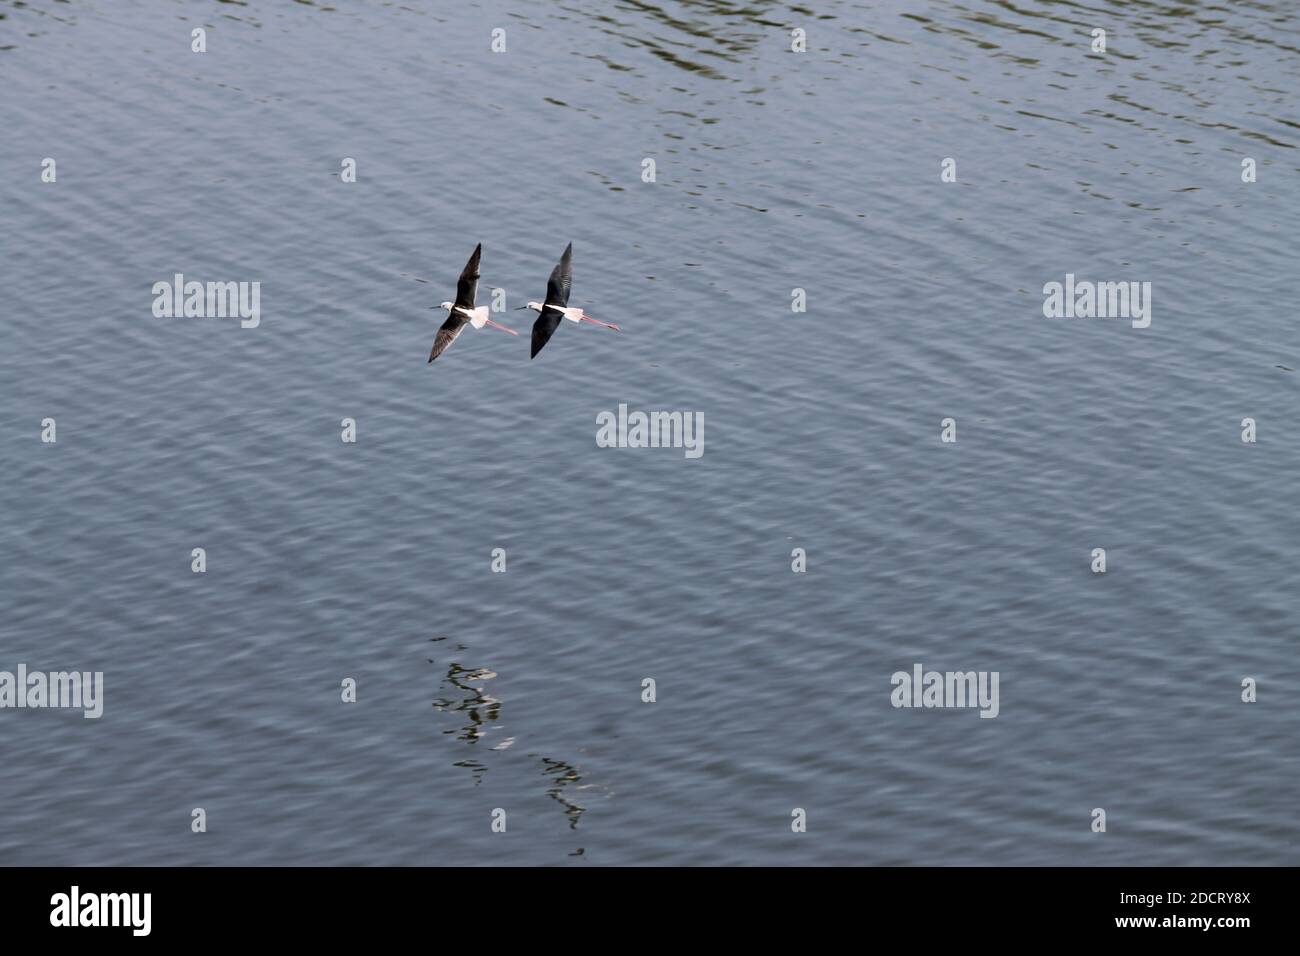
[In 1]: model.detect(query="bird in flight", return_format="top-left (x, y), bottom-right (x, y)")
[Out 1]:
top-left (428, 244), bottom-right (518, 363)
top-left (519, 243), bottom-right (620, 359)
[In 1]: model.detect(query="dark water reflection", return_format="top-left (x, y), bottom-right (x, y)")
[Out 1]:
top-left (429, 637), bottom-right (589, 831)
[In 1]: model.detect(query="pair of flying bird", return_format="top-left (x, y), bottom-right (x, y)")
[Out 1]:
top-left (428, 243), bottom-right (619, 362)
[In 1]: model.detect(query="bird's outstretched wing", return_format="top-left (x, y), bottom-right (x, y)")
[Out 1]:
top-left (530, 308), bottom-right (564, 359)
top-left (545, 243), bottom-right (572, 309)
top-left (455, 243), bottom-right (482, 310)
top-left (429, 314), bottom-right (468, 363)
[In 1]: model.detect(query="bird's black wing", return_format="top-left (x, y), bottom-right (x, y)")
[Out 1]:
top-left (530, 308), bottom-right (564, 359)
top-left (455, 243), bottom-right (481, 310)
top-left (429, 313), bottom-right (468, 363)
top-left (544, 243), bottom-right (572, 309)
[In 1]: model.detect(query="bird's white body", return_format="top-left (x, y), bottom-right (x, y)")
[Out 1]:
top-left (441, 302), bottom-right (494, 329)
top-left (526, 301), bottom-right (594, 325)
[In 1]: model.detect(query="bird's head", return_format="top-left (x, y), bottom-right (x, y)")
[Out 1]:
top-left (438, 301), bottom-right (453, 312)
top-left (515, 301), bottom-right (543, 313)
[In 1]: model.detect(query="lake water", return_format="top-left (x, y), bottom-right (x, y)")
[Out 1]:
top-left (1, 0), bottom-right (1297, 865)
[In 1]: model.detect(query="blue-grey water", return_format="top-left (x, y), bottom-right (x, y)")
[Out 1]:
top-left (2, 0), bottom-right (1297, 866)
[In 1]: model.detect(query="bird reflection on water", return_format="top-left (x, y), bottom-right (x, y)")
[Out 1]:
top-left (428, 637), bottom-right (590, 831)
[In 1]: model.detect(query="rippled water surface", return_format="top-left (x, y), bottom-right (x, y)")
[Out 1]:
top-left (2, 0), bottom-right (1298, 865)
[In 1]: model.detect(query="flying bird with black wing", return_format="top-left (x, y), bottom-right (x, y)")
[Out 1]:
top-left (518, 243), bottom-right (620, 359)
top-left (427, 243), bottom-right (517, 363)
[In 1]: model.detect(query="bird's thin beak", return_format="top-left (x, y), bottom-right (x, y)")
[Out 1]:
top-left (485, 318), bottom-right (519, 336)
top-left (514, 306), bottom-right (528, 310)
